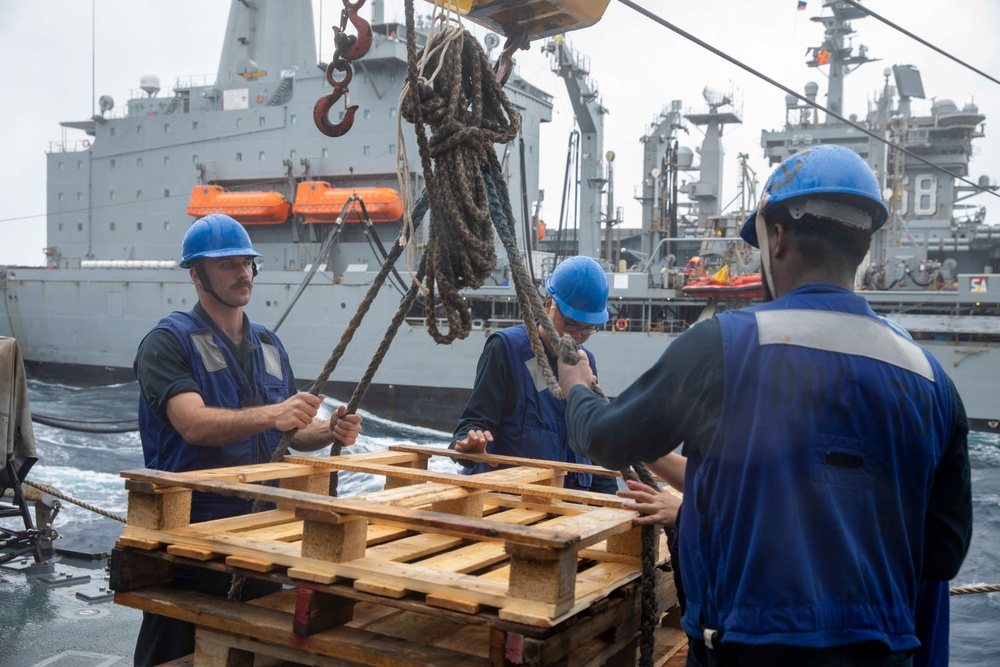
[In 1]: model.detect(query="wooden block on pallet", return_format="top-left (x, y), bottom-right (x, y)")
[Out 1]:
top-left (505, 543), bottom-right (578, 621)
top-left (278, 472), bottom-right (331, 510)
top-left (383, 450), bottom-right (430, 490)
top-left (298, 507), bottom-right (368, 563)
top-left (124, 480), bottom-right (191, 532)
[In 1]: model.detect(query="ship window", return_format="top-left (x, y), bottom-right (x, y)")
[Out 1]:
top-left (58, 193), bottom-right (64, 201)
top-left (58, 223), bottom-right (63, 232)
top-left (164, 220), bottom-right (170, 231)
top-left (110, 222), bottom-right (116, 231)
top-left (363, 146), bottom-right (371, 156)
top-left (137, 126), bottom-right (143, 135)
top-left (389, 144), bottom-right (396, 154)
top-left (164, 189), bottom-right (170, 198)
top-left (364, 109), bottom-right (371, 119)
top-left (259, 116), bottom-right (266, 127)
top-left (110, 127), bottom-right (115, 136)
top-left (164, 123), bottom-right (171, 133)
top-left (236, 118), bottom-right (243, 128)
top-left (137, 157), bottom-right (143, 167)
top-left (58, 162), bottom-right (64, 170)
top-left (322, 148), bottom-right (329, 158)
top-left (291, 114), bottom-right (297, 124)
top-left (164, 156), bottom-right (170, 166)
top-left (77, 192), bottom-right (82, 201)
top-left (77, 161), bottom-right (83, 170)
top-left (137, 222), bottom-right (142, 231)
top-left (390, 107), bottom-right (397, 118)
top-left (192, 154), bottom-right (198, 164)
top-left (110, 191), bottom-right (116, 201)
top-left (77, 223), bottom-right (83, 231)
top-left (111, 158), bottom-right (116, 168)
top-left (236, 152), bottom-right (243, 162)
top-left (136, 190), bottom-right (142, 199)
top-left (259, 151), bottom-right (266, 161)
top-left (290, 149), bottom-right (297, 160)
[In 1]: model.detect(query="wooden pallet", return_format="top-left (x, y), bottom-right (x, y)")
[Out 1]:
top-left (113, 446), bottom-right (683, 666)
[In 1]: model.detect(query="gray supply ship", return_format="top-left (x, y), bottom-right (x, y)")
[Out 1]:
top-left (1, 0), bottom-right (998, 433)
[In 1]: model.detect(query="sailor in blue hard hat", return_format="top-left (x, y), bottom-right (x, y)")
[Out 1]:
top-left (740, 143), bottom-right (889, 301)
top-left (178, 213), bottom-right (263, 309)
top-left (133, 213), bottom-right (364, 665)
top-left (556, 144), bottom-right (970, 664)
top-left (449, 255), bottom-right (618, 493)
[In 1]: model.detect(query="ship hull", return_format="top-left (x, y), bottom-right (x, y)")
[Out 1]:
top-left (4, 267), bottom-right (999, 433)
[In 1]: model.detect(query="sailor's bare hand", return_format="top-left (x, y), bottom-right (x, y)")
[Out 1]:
top-left (455, 430), bottom-right (495, 465)
top-left (557, 349), bottom-right (596, 397)
top-left (618, 479), bottom-right (681, 527)
top-left (273, 393), bottom-right (323, 431)
top-left (329, 404), bottom-right (363, 446)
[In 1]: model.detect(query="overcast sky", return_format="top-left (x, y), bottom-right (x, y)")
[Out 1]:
top-left (2, 0), bottom-right (999, 266)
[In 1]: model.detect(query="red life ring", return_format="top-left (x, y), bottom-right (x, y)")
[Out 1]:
top-left (256, 93), bottom-right (265, 104)
top-left (615, 318), bottom-right (628, 331)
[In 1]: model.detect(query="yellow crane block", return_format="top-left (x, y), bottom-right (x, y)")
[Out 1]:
top-left (430, 0), bottom-right (612, 41)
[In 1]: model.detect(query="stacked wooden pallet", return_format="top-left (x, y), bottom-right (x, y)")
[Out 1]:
top-left (111, 445), bottom-right (684, 666)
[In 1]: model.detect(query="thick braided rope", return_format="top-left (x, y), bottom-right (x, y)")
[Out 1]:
top-left (229, 194), bottom-right (428, 601)
top-left (23, 480), bottom-right (126, 523)
top-left (258, 191), bottom-right (429, 477)
top-left (483, 154), bottom-right (607, 401)
top-left (400, 6), bottom-right (520, 344)
top-left (620, 463), bottom-right (661, 667)
top-left (951, 584), bottom-right (1000, 596)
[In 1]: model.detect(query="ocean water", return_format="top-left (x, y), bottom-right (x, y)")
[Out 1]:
top-left (8, 380), bottom-right (1000, 665)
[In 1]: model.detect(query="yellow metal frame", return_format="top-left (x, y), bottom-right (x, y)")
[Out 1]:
top-left (428, 0), bottom-right (612, 41)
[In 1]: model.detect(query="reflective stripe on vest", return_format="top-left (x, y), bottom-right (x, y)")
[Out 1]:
top-left (756, 309), bottom-right (933, 381)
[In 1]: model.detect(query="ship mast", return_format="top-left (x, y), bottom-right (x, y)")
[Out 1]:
top-left (808, 0), bottom-right (874, 123)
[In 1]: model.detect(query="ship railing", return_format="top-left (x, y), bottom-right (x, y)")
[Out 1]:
top-left (47, 140), bottom-right (93, 154)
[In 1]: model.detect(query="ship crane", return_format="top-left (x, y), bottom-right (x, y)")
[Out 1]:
top-left (544, 36), bottom-right (609, 261)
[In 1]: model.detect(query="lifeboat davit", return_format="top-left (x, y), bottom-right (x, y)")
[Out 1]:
top-left (682, 274), bottom-right (764, 299)
top-left (186, 185), bottom-right (291, 224)
top-left (293, 181), bottom-right (404, 223)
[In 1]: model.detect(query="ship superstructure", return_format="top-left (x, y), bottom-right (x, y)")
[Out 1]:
top-left (1, 0), bottom-right (998, 432)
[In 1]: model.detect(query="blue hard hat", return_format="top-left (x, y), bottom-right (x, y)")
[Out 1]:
top-left (179, 214), bottom-right (261, 268)
top-left (545, 256), bottom-right (609, 325)
top-left (740, 144), bottom-right (889, 248)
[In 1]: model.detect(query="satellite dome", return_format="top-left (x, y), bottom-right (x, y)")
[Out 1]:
top-left (963, 102), bottom-right (980, 114)
top-left (932, 99), bottom-right (957, 115)
top-left (676, 146), bottom-right (695, 169)
top-left (140, 73), bottom-right (161, 97)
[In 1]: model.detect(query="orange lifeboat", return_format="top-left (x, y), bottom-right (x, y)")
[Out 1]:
top-left (186, 185), bottom-right (291, 224)
top-left (682, 273), bottom-right (764, 300)
top-left (293, 181), bottom-right (404, 223)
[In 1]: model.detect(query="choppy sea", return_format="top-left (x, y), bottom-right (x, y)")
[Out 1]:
top-left (8, 380), bottom-right (1000, 665)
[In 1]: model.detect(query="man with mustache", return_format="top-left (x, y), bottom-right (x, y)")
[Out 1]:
top-left (132, 213), bottom-right (363, 666)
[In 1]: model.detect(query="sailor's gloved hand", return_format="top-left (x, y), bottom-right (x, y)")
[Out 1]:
top-left (329, 404), bottom-right (363, 446)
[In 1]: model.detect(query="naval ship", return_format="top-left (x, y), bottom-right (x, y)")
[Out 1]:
top-left (1, 0), bottom-right (999, 433)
